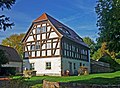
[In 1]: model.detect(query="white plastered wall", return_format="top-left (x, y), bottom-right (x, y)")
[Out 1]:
top-left (23, 57), bottom-right (61, 76)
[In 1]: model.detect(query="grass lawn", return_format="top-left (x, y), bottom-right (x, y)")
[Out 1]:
top-left (11, 71), bottom-right (120, 87)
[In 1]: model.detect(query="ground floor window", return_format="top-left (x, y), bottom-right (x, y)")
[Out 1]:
top-left (30, 63), bottom-right (35, 70)
top-left (46, 62), bottom-right (51, 69)
top-left (80, 62), bottom-right (82, 67)
top-left (74, 63), bottom-right (76, 69)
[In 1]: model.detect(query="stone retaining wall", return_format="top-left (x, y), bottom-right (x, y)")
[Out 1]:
top-left (43, 80), bottom-right (120, 88)
top-left (90, 60), bottom-right (113, 73)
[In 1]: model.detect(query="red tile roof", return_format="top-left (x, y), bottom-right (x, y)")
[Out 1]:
top-left (33, 13), bottom-right (48, 22)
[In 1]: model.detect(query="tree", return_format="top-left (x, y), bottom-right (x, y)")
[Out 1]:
top-left (92, 42), bottom-right (116, 60)
top-left (92, 49), bottom-right (102, 61)
top-left (83, 37), bottom-right (96, 57)
top-left (0, 49), bottom-right (8, 67)
top-left (2, 33), bottom-right (25, 58)
top-left (83, 37), bottom-right (95, 46)
top-left (95, 0), bottom-right (120, 53)
top-left (0, 0), bottom-right (15, 31)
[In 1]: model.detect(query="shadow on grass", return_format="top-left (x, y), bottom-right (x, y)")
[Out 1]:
top-left (69, 77), bottom-right (120, 85)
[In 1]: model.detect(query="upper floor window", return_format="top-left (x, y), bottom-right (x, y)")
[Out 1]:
top-left (72, 46), bottom-right (75, 51)
top-left (24, 52), bottom-right (29, 58)
top-left (75, 36), bottom-right (83, 42)
top-left (36, 42), bottom-right (40, 50)
top-left (42, 26), bottom-right (46, 32)
top-left (58, 27), bottom-right (70, 35)
top-left (36, 27), bottom-right (41, 34)
top-left (30, 45), bottom-right (35, 50)
top-left (47, 43), bottom-right (51, 49)
top-left (36, 26), bottom-right (46, 33)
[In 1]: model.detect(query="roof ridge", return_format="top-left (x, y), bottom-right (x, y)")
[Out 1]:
top-left (33, 13), bottom-right (48, 22)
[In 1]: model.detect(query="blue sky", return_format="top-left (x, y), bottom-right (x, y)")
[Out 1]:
top-left (0, 0), bottom-right (98, 43)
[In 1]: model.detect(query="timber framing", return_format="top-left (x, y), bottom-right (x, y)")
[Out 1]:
top-left (22, 13), bottom-right (89, 62)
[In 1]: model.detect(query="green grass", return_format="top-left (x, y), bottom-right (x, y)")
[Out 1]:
top-left (11, 71), bottom-right (120, 87)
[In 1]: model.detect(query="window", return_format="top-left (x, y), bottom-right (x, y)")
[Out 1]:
top-left (75, 36), bottom-right (83, 42)
top-left (67, 51), bottom-right (69, 57)
top-left (36, 27), bottom-right (41, 34)
top-left (47, 43), bottom-right (51, 49)
top-left (25, 52), bottom-right (29, 58)
top-left (80, 63), bottom-right (82, 67)
top-left (36, 42), bottom-right (40, 50)
top-left (64, 50), bottom-right (66, 56)
top-left (58, 28), bottom-right (70, 35)
top-left (46, 62), bottom-right (51, 69)
top-left (72, 46), bottom-right (75, 51)
top-left (83, 63), bottom-right (85, 66)
top-left (37, 26), bottom-right (46, 33)
top-left (42, 26), bottom-right (46, 32)
top-left (65, 30), bottom-right (70, 35)
top-left (30, 45), bottom-right (35, 50)
top-left (30, 63), bottom-right (35, 70)
top-left (74, 63), bottom-right (76, 69)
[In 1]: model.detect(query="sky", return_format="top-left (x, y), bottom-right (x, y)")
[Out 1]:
top-left (0, 0), bottom-right (98, 43)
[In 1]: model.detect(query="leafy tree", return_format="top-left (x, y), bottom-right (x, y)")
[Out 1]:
top-left (92, 49), bottom-right (102, 61)
top-left (95, 0), bottom-right (120, 53)
top-left (2, 33), bottom-right (25, 58)
top-left (83, 37), bottom-right (95, 46)
top-left (83, 37), bottom-right (96, 57)
top-left (92, 42), bottom-right (116, 60)
top-left (0, 0), bottom-right (15, 31)
top-left (0, 49), bottom-right (8, 67)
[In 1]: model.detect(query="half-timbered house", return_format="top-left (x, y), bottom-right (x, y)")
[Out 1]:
top-left (22, 13), bottom-right (90, 76)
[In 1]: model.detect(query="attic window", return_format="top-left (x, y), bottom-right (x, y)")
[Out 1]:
top-left (58, 28), bottom-right (70, 35)
top-left (65, 30), bottom-right (70, 34)
top-left (36, 27), bottom-right (41, 33)
top-left (75, 36), bottom-right (83, 42)
top-left (58, 28), bottom-right (62, 31)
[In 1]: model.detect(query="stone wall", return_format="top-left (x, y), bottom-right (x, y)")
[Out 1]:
top-left (43, 80), bottom-right (120, 88)
top-left (90, 60), bottom-right (113, 73)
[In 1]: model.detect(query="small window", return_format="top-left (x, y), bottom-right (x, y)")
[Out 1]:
top-left (46, 62), bottom-right (51, 69)
top-left (75, 36), bottom-right (83, 42)
top-left (65, 30), bottom-right (70, 35)
top-left (83, 63), bottom-right (85, 66)
top-left (58, 28), bottom-right (63, 31)
top-left (47, 43), bottom-right (51, 49)
top-left (25, 52), bottom-right (29, 58)
top-left (36, 42), bottom-right (40, 50)
top-left (80, 63), bottom-right (82, 67)
top-left (74, 63), bottom-right (76, 69)
top-left (30, 45), bottom-right (35, 50)
top-left (30, 63), bottom-right (35, 70)
top-left (42, 26), bottom-right (46, 32)
top-left (58, 27), bottom-right (70, 35)
top-left (36, 27), bottom-right (41, 34)
top-left (36, 45), bottom-right (40, 50)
